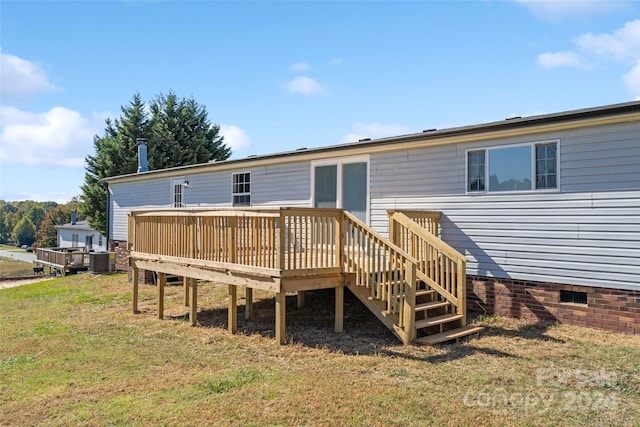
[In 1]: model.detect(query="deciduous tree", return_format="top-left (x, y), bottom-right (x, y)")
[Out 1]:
top-left (12, 217), bottom-right (36, 247)
top-left (34, 205), bottom-right (73, 248)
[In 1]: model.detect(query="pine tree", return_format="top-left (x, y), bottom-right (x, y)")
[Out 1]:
top-left (80, 92), bottom-right (231, 234)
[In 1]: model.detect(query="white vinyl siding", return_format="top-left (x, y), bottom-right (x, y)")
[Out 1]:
top-left (370, 190), bottom-right (640, 291)
top-left (109, 162), bottom-right (313, 240)
top-left (107, 119), bottom-right (640, 292)
top-left (56, 226), bottom-right (107, 252)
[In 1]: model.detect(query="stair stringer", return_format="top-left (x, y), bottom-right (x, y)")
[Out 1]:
top-left (345, 281), bottom-right (410, 344)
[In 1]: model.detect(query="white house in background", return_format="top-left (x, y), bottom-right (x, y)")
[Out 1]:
top-left (56, 220), bottom-right (107, 252)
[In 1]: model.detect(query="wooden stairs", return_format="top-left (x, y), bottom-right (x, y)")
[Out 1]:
top-left (412, 280), bottom-right (483, 345)
top-left (346, 277), bottom-right (482, 346)
top-left (344, 210), bottom-right (483, 345)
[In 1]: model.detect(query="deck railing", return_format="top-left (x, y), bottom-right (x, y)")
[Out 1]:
top-left (128, 208), bottom-right (344, 276)
top-left (388, 210), bottom-right (467, 324)
top-left (343, 211), bottom-right (417, 343)
top-left (129, 207), bottom-right (419, 343)
top-left (388, 210), bottom-right (440, 236)
top-left (36, 247), bottom-right (89, 269)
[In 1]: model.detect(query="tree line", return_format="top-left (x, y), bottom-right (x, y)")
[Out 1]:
top-left (3, 91), bottom-right (232, 249)
top-left (0, 199), bottom-right (83, 248)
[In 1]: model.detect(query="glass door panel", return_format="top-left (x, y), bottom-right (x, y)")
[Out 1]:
top-left (342, 162), bottom-right (367, 223)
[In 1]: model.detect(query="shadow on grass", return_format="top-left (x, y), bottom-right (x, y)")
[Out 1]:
top-left (474, 314), bottom-right (566, 344)
top-left (155, 287), bottom-right (562, 364)
top-left (193, 289), bottom-right (402, 354)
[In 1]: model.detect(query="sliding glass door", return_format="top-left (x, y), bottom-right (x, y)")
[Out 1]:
top-left (313, 158), bottom-right (368, 223)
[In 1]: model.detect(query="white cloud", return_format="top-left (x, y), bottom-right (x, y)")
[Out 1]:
top-left (0, 49), bottom-right (59, 100)
top-left (341, 122), bottom-right (412, 143)
top-left (536, 19), bottom-right (640, 98)
top-left (285, 76), bottom-right (325, 96)
top-left (219, 124), bottom-right (251, 155)
top-left (0, 106), bottom-right (106, 168)
top-left (575, 19), bottom-right (640, 62)
top-left (537, 50), bottom-right (583, 68)
top-left (290, 62), bottom-right (310, 72)
top-left (623, 59), bottom-right (640, 98)
top-left (515, 0), bottom-right (632, 21)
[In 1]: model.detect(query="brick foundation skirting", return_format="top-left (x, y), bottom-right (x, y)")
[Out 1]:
top-left (467, 275), bottom-right (640, 334)
top-left (109, 240), bottom-right (129, 271)
top-left (109, 239), bottom-right (155, 284)
top-left (108, 238), bottom-right (639, 333)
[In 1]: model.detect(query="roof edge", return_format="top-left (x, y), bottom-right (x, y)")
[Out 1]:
top-left (104, 100), bottom-right (640, 184)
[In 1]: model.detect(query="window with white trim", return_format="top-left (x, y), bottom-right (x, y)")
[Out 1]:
top-left (467, 141), bottom-right (558, 193)
top-left (232, 172), bottom-right (251, 206)
top-left (172, 181), bottom-right (184, 207)
top-left (72, 233), bottom-right (79, 247)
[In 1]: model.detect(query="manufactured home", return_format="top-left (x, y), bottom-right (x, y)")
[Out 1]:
top-left (105, 101), bottom-right (640, 342)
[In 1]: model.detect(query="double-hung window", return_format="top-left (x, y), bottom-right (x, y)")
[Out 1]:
top-left (232, 172), bottom-right (251, 206)
top-left (171, 178), bottom-right (185, 207)
top-left (467, 141), bottom-right (558, 193)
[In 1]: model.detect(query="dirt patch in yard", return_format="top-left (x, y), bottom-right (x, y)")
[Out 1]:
top-left (0, 277), bottom-right (54, 289)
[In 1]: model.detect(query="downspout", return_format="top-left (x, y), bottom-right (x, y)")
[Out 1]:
top-left (105, 182), bottom-right (110, 250)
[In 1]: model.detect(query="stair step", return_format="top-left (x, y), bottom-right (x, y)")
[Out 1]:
top-left (415, 289), bottom-right (436, 297)
top-left (415, 313), bottom-right (463, 329)
top-left (415, 300), bottom-right (450, 312)
top-left (415, 325), bottom-right (485, 345)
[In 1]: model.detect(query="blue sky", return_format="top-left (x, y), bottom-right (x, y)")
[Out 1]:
top-left (1, 0), bottom-right (639, 203)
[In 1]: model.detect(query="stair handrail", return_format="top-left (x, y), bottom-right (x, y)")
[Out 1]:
top-left (388, 211), bottom-right (467, 325)
top-left (342, 211), bottom-right (418, 344)
top-left (388, 209), bottom-right (441, 237)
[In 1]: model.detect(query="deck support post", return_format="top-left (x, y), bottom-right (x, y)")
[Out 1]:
top-left (228, 284), bottom-right (237, 334)
top-left (190, 278), bottom-right (198, 326)
top-left (335, 285), bottom-right (344, 333)
top-left (297, 291), bottom-right (305, 308)
top-left (245, 287), bottom-right (253, 320)
top-left (157, 272), bottom-right (166, 320)
top-left (183, 276), bottom-right (189, 307)
top-left (132, 266), bottom-right (139, 314)
top-left (402, 261), bottom-right (416, 344)
top-left (275, 292), bottom-right (286, 345)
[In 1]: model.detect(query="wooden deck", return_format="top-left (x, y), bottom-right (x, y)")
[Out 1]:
top-left (35, 247), bottom-right (90, 276)
top-left (128, 207), bottom-right (478, 345)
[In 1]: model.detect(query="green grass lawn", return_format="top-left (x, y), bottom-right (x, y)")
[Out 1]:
top-left (1, 273), bottom-right (638, 426)
top-left (0, 257), bottom-right (37, 278)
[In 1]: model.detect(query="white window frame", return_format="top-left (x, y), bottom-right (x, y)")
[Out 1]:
top-left (171, 177), bottom-right (186, 207)
top-left (71, 233), bottom-right (79, 247)
top-left (310, 155), bottom-right (370, 224)
top-left (465, 140), bottom-right (560, 194)
top-left (232, 171), bottom-right (251, 207)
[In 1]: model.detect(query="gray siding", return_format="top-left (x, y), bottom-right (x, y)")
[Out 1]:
top-left (108, 120), bottom-right (639, 291)
top-left (109, 161), bottom-right (312, 241)
top-left (252, 162), bottom-right (311, 207)
top-left (369, 121), bottom-right (640, 291)
top-left (371, 191), bottom-right (640, 290)
top-left (110, 178), bottom-right (172, 241)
